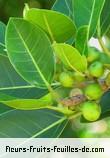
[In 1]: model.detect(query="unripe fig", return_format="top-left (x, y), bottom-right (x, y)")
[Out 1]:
top-left (105, 72), bottom-right (110, 86)
top-left (84, 83), bottom-right (103, 100)
top-left (87, 47), bottom-right (100, 63)
top-left (73, 72), bottom-right (85, 82)
top-left (81, 101), bottom-right (101, 121)
top-left (59, 72), bottom-right (74, 87)
top-left (69, 88), bottom-right (83, 97)
top-left (88, 61), bottom-right (104, 78)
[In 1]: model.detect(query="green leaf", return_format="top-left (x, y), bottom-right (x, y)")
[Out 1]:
top-left (0, 52), bottom-right (53, 110)
top-left (0, 21), bottom-right (6, 45)
top-left (53, 0), bottom-right (105, 37)
top-left (0, 21), bottom-right (6, 56)
top-left (2, 93), bottom-right (53, 110)
top-left (0, 106), bottom-right (67, 138)
top-left (75, 26), bottom-right (88, 56)
top-left (73, 0), bottom-right (105, 37)
top-left (53, 43), bottom-right (87, 73)
top-left (6, 18), bottom-right (55, 89)
top-left (0, 54), bottom-right (48, 101)
top-left (100, 90), bottom-right (110, 114)
top-left (0, 45), bottom-right (6, 57)
top-left (100, 0), bottom-right (110, 35)
top-left (52, 0), bottom-right (73, 20)
top-left (60, 121), bottom-right (77, 138)
top-left (52, 0), bottom-right (75, 45)
top-left (80, 90), bottom-right (110, 123)
top-left (0, 102), bottom-right (12, 115)
top-left (24, 8), bottom-right (76, 42)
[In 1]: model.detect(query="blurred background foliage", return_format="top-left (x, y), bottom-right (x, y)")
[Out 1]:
top-left (61, 117), bottom-right (110, 138)
top-left (0, 0), bottom-right (55, 23)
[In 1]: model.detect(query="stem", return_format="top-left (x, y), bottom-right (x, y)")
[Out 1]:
top-left (47, 85), bottom-right (61, 103)
top-left (97, 18), bottom-right (110, 57)
top-left (69, 112), bottom-right (82, 120)
top-left (47, 106), bottom-right (75, 116)
top-left (51, 82), bottom-right (61, 86)
top-left (98, 38), bottom-right (110, 57)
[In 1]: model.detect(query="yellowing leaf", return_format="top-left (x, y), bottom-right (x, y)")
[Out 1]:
top-left (53, 43), bottom-right (87, 74)
top-left (24, 8), bottom-right (76, 42)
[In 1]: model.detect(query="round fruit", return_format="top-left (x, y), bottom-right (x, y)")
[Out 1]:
top-left (84, 83), bottom-right (103, 100)
top-left (87, 47), bottom-right (100, 63)
top-left (105, 72), bottom-right (110, 86)
top-left (70, 88), bottom-right (83, 97)
top-left (59, 72), bottom-right (74, 87)
top-left (88, 61), bottom-right (104, 78)
top-left (81, 101), bottom-right (101, 121)
top-left (73, 72), bottom-right (85, 82)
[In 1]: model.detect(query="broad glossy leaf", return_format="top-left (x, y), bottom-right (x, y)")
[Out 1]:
top-left (0, 54), bottom-right (47, 101)
top-left (0, 21), bottom-right (5, 45)
top-left (0, 21), bottom-right (6, 55)
top-left (3, 93), bottom-right (53, 110)
top-left (100, 90), bottom-right (110, 114)
top-left (75, 26), bottom-right (88, 56)
top-left (0, 52), bottom-right (52, 109)
top-left (73, 0), bottom-right (105, 37)
top-left (0, 102), bottom-right (12, 115)
top-left (53, 43), bottom-right (87, 73)
top-left (53, 0), bottom-right (105, 37)
top-left (52, 0), bottom-right (73, 19)
top-left (0, 106), bottom-right (67, 138)
top-left (6, 18), bottom-right (55, 89)
top-left (24, 8), bottom-right (76, 42)
top-left (0, 45), bottom-right (6, 57)
top-left (60, 121), bottom-right (77, 138)
top-left (100, 0), bottom-right (110, 35)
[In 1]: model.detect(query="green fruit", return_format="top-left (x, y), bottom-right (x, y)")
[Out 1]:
top-left (81, 101), bottom-right (101, 121)
top-left (73, 72), bottom-right (85, 82)
top-left (70, 88), bottom-right (83, 97)
top-left (84, 83), bottom-right (103, 100)
top-left (105, 72), bottom-right (110, 86)
top-left (87, 47), bottom-right (100, 63)
top-left (59, 72), bottom-right (74, 87)
top-left (88, 61), bottom-right (104, 78)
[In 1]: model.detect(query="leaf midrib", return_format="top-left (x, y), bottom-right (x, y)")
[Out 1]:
top-left (60, 46), bottom-right (84, 75)
top-left (87, 0), bottom-right (105, 37)
top-left (11, 20), bottom-right (50, 89)
top-left (32, 116), bottom-right (67, 138)
top-left (43, 13), bottom-right (55, 42)
top-left (0, 109), bottom-right (67, 138)
top-left (87, 0), bottom-right (96, 39)
top-left (0, 85), bottom-right (35, 91)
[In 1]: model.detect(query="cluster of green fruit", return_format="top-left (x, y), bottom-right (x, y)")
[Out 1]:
top-left (56, 47), bottom-right (110, 122)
